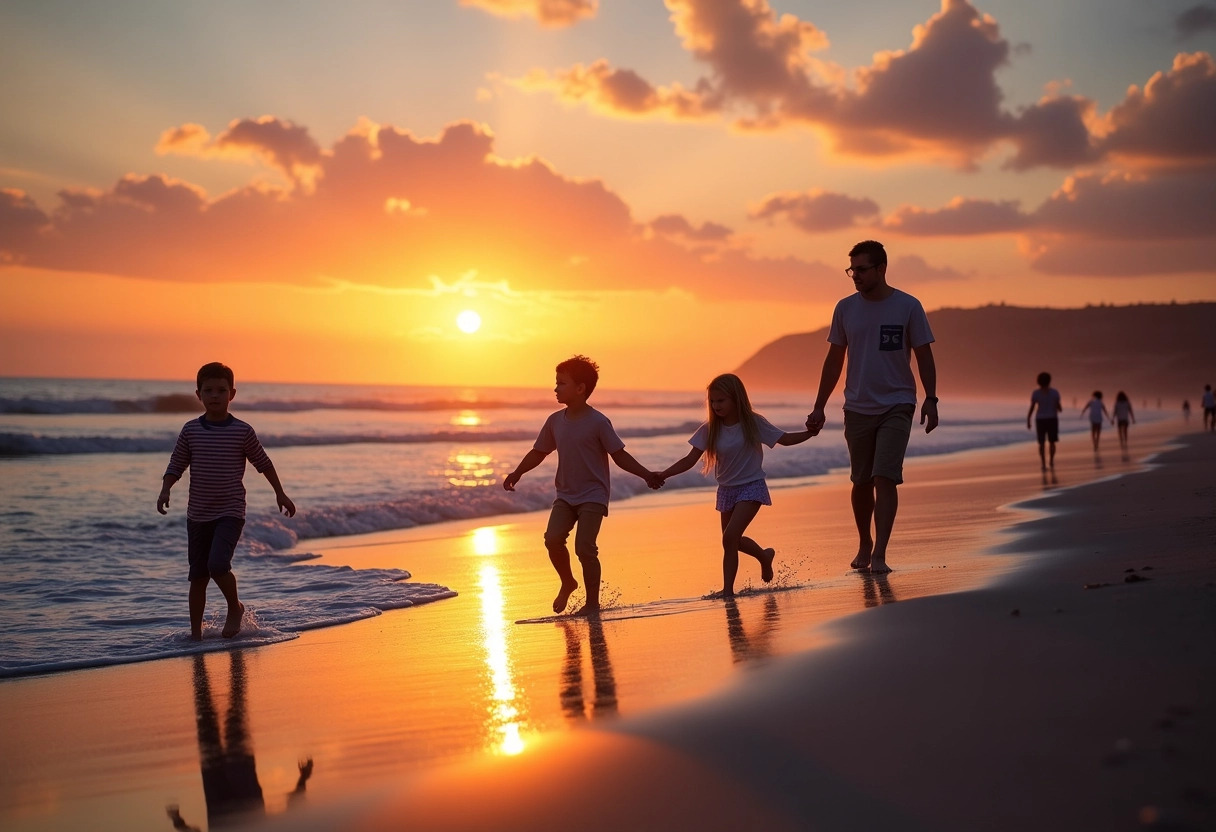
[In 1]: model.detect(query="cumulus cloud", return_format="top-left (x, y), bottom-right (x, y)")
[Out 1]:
top-left (884, 197), bottom-right (1029, 235)
top-left (648, 214), bottom-right (734, 242)
top-left (158, 116), bottom-right (324, 184)
top-left (1, 116), bottom-right (843, 303)
top-left (888, 253), bottom-right (970, 285)
top-left (502, 0), bottom-right (1216, 172)
top-left (461, 0), bottom-right (597, 27)
top-left (749, 189), bottom-right (880, 233)
top-left (1175, 4), bottom-right (1216, 40)
top-left (504, 62), bottom-right (716, 120)
top-left (1097, 52), bottom-right (1216, 166)
top-left (0, 189), bottom-right (50, 256)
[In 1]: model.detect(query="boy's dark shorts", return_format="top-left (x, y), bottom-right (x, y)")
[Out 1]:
top-left (844, 404), bottom-right (915, 485)
top-left (187, 516), bottom-right (245, 581)
top-left (1035, 418), bottom-right (1060, 443)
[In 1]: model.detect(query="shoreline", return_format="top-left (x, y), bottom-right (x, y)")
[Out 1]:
top-left (1, 419), bottom-right (1210, 831)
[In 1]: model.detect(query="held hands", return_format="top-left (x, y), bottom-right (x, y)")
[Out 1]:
top-left (644, 471), bottom-right (665, 490)
top-left (805, 408), bottom-right (826, 435)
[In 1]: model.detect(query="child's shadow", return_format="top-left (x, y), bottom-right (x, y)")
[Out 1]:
top-left (724, 594), bottom-right (780, 664)
top-left (166, 651), bottom-right (312, 830)
top-left (559, 618), bottom-right (618, 720)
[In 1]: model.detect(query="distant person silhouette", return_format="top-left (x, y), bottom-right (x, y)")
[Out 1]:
top-left (1081, 391), bottom-right (1110, 452)
top-left (1203, 385), bottom-right (1215, 432)
top-left (1026, 372), bottom-right (1062, 470)
top-left (1182, 399), bottom-right (1191, 423)
top-left (1112, 391), bottom-right (1136, 452)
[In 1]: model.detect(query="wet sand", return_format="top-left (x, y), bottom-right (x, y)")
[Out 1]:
top-left (1, 419), bottom-right (1212, 831)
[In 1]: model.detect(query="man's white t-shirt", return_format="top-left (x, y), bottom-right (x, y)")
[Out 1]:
top-left (827, 288), bottom-right (934, 415)
top-left (689, 415), bottom-right (785, 487)
top-left (534, 407), bottom-right (625, 506)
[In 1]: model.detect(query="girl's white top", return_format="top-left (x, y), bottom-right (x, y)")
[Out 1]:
top-left (690, 415), bottom-right (785, 487)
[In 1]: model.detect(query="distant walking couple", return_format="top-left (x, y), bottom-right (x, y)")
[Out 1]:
top-left (505, 240), bottom-right (938, 618)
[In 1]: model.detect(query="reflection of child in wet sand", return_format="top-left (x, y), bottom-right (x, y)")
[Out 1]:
top-left (503, 356), bottom-right (663, 617)
top-left (657, 373), bottom-right (815, 598)
top-left (1112, 391), bottom-right (1136, 450)
top-left (1080, 391), bottom-right (1111, 452)
top-left (1026, 372), bottom-right (1062, 471)
top-left (157, 363), bottom-right (296, 640)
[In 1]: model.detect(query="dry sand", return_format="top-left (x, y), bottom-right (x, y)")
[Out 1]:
top-left (1, 419), bottom-right (1212, 831)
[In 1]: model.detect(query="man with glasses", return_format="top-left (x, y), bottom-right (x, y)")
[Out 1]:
top-left (806, 240), bottom-right (938, 574)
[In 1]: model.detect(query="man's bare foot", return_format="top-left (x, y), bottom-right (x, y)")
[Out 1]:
top-left (189, 633), bottom-right (203, 643)
top-left (850, 542), bottom-right (873, 570)
top-left (553, 580), bottom-right (579, 614)
top-left (569, 604), bottom-right (601, 618)
top-left (222, 603), bottom-right (245, 638)
top-left (867, 558), bottom-right (892, 575)
top-left (706, 588), bottom-right (735, 599)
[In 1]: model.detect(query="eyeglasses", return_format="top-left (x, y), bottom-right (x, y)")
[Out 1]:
top-left (845, 264), bottom-right (880, 278)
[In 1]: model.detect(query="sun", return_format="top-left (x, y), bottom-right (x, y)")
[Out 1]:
top-left (456, 309), bottom-right (482, 334)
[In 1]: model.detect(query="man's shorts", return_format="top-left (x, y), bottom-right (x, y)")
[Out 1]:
top-left (844, 404), bottom-right (915, 485)
top-left (1035, 418), bottom-right (1060, 443)
top-left (187, 516), bottom-right (245, 581)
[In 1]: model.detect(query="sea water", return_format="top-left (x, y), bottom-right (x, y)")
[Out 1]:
top-left (0, 377), bottom-right (1128, 677)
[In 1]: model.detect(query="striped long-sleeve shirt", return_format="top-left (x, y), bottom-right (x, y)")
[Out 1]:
top-left (164, 415), bottom-right (274, 521)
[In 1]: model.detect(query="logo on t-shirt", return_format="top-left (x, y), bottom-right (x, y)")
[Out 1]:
top-left (879, 325), bottom-right (904, 351)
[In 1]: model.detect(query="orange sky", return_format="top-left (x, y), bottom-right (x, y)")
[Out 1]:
top-left (2, 0), bottom-right (1214, 388)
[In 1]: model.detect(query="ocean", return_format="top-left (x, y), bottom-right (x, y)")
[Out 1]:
top-left (0, 377), bottom-right (1124, 678)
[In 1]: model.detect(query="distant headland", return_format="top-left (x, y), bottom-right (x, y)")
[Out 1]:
top-left (735, 302), bottom-right (1216, 403)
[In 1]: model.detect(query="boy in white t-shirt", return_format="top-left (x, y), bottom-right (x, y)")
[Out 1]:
top-left (806, 240), bottom-right (938, 575)
top-left (503, 355), bottom-right (663, 617)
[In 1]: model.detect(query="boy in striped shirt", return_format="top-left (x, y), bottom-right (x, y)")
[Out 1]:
top-left (157, 362), bottom-right (296, 641)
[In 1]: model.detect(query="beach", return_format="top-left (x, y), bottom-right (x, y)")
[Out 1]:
top-left (1, 418), bottom-right (1212, 831)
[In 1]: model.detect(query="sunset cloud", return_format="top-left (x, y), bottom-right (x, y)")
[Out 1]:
top-left (749, 190), bottom-right (880, 233)
top-left (460, 0), bottom-right (597, 27)
top-left (158, 116), bottom-right (324, 184)
top-left (503, 0), bottom-right (1215, 172)
top-left (1097, 52), bottom-right (1216, 166)
top-left (1175, 4), bottom-right (1216, 39)
top-left (1, 117), bottom-right (836, 303)
top-left (884, 197), bottom-right (1028, 236)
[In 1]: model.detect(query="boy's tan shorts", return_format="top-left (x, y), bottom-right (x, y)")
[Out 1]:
top-left (844, 404), bottom-right (915, 485)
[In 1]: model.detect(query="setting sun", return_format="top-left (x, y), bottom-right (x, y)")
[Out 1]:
top-left (456, 309), bottom-right (482, 334)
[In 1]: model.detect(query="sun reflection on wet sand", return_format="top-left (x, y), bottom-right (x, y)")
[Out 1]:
top-left (478, 562), bottom-right (528, 756)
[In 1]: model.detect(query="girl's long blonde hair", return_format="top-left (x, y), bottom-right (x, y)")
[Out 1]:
top-left (703, 373), bottom-right (761, 474)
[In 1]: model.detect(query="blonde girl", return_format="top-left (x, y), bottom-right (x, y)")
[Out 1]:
top-left (658, 374), bottom-right (815, 597)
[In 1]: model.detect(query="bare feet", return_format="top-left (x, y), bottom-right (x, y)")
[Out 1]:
top-left (222, 602), bottom-right (245, 638)
top-left (867, 558), bottom-right (892, 575)
top-left (569, 604), bottom-right (601, 618)
top-left (189, 632), bottom-right (203, 643)
top-left (760, 548), bottom-right (776, 583)
top-left (707, 589), bottom-right (735, 600)
top-left (850, 541), bottom-right (873, 570)
top-left (553, 580), bottom-right (579, 614)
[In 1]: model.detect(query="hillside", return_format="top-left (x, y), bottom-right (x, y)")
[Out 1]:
top-left (735, 302), bottom-right (1216, 403)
